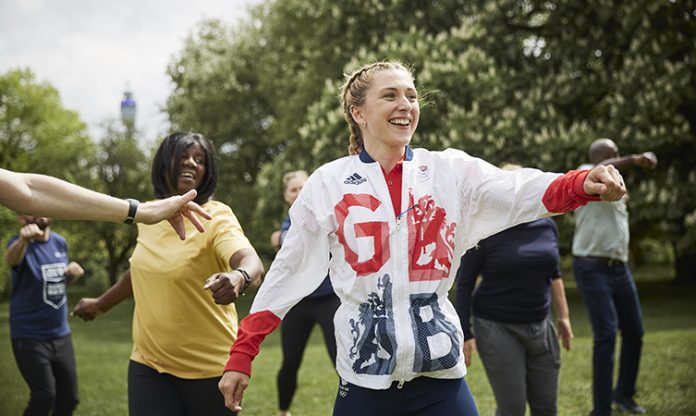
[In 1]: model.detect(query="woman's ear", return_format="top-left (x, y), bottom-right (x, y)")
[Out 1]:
top-left (350, 105), bottom-right (364, 126)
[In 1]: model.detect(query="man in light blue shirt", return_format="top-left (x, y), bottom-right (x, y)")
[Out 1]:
top-left (572, 138), bottom-right (657, 416)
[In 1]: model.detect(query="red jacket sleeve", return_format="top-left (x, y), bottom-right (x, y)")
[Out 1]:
top-left (224, 310), bottom-right (282, 376)
top-left (542, 169), bottom-right (600, 213)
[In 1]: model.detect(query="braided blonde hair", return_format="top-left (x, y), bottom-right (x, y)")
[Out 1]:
top-left (341, 62), bottom-right (414, 155)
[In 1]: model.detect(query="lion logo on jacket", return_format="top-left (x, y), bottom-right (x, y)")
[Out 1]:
top-left (348, 274), bottom-right (397, 375)
top-left (407, 193), bottom-right (456, 282)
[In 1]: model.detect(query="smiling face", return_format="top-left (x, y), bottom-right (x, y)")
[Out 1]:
top-left (171, 142), bottom-right (206, 195)
top-left (151, 132), bottom-right (217, 204)
top-left (350, 67), bottom-right (420, 154)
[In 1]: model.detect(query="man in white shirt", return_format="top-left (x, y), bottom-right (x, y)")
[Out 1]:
top-left (572, 138), bottom-right (657, 416)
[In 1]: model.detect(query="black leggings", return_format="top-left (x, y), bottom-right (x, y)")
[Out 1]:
top-left (128, 360), bottom-right (235, 416)
top-left (277, 293), bottom-right (340, 410)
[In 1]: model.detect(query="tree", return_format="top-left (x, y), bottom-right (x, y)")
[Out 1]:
top-left (459, 0), bottom-right (696, 282)
top-left (164, 0), bottom-right (696, 282)
top-left (165, 0), bottom-right (479, 253)
top-left (86, 121), bottom-right (151, 285)
top-left (0, 68), bottom-right (95, 297)
top-left (0, 68), bottom-right (94, 180)
top-left (269, 0), bottom-right (696, 281)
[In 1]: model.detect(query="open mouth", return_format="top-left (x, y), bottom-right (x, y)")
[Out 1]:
top-left (180, 172), bottom-right (195, 180)
top-left (390, 118), bottom-right (411, 126)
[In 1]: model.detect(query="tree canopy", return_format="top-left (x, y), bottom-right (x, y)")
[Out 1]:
top-left (165, 0), bottom-right (695, 281)
top-left (3, 1), bottom-right (692, 291)
top-left (0, 68), bottom-right (95, 296)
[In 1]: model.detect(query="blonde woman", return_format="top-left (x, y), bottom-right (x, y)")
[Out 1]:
top-left (219, 62), bottom-right (626, 415)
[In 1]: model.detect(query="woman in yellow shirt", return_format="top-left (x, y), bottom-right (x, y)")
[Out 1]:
top-left (73, 132), bottom-right (264, 416)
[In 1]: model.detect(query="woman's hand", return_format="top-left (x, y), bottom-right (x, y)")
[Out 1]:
top-left (136, 189), bottom-right (212, 239)
top-left (583, 165), bottom-right (626, 201)
top-left (203, 271), bottom-right (245, 305)
top-left (218, 371), bottom-right (250, 412)
top-left (71, 298), bottom-right (102, 321)
top-left (556, 317), bottom-right (574, 351)
top-left (463, 339), bottom-right (477, 368)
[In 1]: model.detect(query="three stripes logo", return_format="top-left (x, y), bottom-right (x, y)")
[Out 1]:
top-left (344, 173), bottom-right (367, 185)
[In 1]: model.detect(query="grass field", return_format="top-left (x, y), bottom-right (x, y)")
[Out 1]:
top-left (1, 265), bottom-right (695, 415)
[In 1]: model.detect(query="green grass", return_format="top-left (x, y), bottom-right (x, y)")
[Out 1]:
top-left (1, 266), bottom-right (696, 415)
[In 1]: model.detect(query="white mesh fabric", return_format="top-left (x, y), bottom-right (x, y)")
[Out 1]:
top-left (246, 148), bottom-right (569, 390)
top-left (450, 149), bottom-right (560, 252)
top-left (249, 180), bottom-right (332, 318)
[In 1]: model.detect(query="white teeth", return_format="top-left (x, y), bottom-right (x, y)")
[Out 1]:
top-left (390, 119), bottom-right (410, 125)
top-left (181, 172), bottom-right (194, 179)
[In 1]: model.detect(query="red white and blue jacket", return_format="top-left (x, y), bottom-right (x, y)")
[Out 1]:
top-left (225, 147), bottom-right (594, 389)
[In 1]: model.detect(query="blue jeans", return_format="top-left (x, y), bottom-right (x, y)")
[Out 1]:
top-left (573, 258), bottom-right (644, 416)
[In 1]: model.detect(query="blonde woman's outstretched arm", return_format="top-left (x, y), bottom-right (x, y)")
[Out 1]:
top-left (0, 168), bottom-right (211, 239)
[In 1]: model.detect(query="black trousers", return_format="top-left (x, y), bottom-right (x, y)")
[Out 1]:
top-left (12, 335), bottom-right (79, 416)
top-left (277, 293), bottom-right (340, 411)
top-left (128, 360), bottom-right (236, 416)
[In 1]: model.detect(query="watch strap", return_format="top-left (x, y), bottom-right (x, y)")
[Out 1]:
top-left (124, 198), bottom-right (139, 224)
top-left (236, 268), bottom-right (252, 291)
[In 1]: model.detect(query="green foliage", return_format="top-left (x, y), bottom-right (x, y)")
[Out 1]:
top-left (143, 0), bottom-right (688, 282)
top-left (80, 121), bottom-right (150, 285)
top-left (165, 19), bottom-right (274, 257)
top-left (0, 68), bottom-right (94, 179)
top-left (0, 68), bottom-right (95, 297)
top-left (0, 69), bottom-right (151, 295)
top-left (165, 0), bottom-right (480, 254)
top-left (464, 0), bottom-right (696, 278)
top-left (159, 0), bottom-right (692, 279)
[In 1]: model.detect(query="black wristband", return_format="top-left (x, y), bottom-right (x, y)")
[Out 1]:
top-left (124, 198), bottom-right (139, 224)
top-left (236, 268), bottom-right (252, 291)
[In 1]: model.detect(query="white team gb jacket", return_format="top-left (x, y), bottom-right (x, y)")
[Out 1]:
top-left (226, 146), bottom-right (592, 390)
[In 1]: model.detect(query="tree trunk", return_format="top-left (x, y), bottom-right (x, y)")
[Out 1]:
top-left (673, 252), bottom-right (696, 285)
top-left (107, 246), bottom-right (120, 286)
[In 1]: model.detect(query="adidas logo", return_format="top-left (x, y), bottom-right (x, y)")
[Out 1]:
top-left (344, 173), bottom-right (367, 185)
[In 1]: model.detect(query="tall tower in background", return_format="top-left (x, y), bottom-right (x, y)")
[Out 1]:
top-left (120, 90), bottom-right (136, 138)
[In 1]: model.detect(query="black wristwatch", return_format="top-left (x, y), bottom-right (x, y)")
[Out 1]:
top-left (236, 269), bottom-right (253, 291)
top-left (124, 198), bottom-right (139, 224)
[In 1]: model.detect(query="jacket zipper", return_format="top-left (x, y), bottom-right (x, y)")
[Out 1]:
top-left (394, 213), bottom-right (408, 389)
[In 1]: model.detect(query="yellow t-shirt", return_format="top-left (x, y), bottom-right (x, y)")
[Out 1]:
top-left (129, 200), bottom-right (252, 379)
